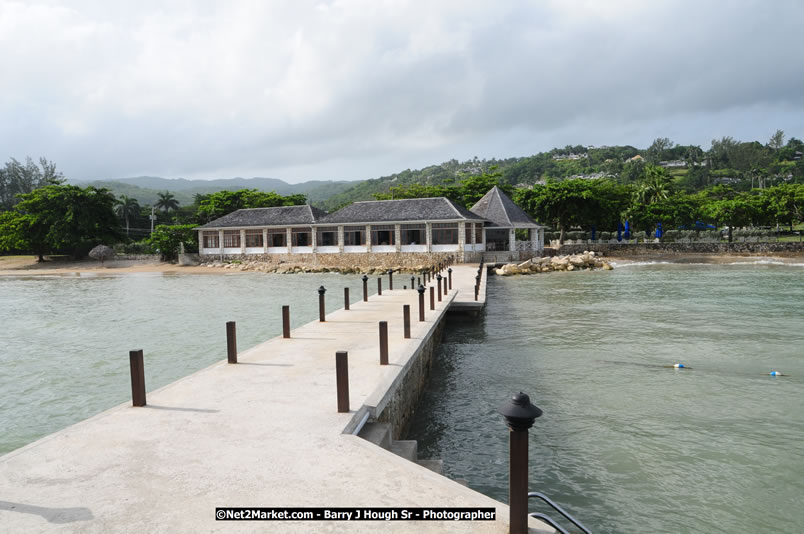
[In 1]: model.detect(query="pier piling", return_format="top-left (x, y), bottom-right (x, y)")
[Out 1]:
top-left (437, 274), bottom-right (442, 302)
top-left (379, 321), bottom-right (389, 365)
top-left (318, 286), bottom-right (327, 322)
top-left (403, 305), bottom-right (411, 339)
top-left (344, 288), bottom-right (350, 310)
top-left (388, 269), bottom-right (394, 290)
top-left (430, 286), bottom-right (435, 310)
top-left (362, 275), bottom-right (368, 302)
top-left (282, 306), bottom-right (290, 338)
top-left (128, 349), bottom-right (146, 407)
top-left (418, 285), bottom-right (425, 321)
top-left (226, 321), bottom-right (237, 364)
top-left (335, 351), bottom-right (349, 413)
top-left (378, 277), bottom-right (382, 296)
top-left (448, 267), bottom-right (452, 290)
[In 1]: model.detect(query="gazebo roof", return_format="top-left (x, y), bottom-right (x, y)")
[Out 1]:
top-left (470, 186), bottom-right (542, 229)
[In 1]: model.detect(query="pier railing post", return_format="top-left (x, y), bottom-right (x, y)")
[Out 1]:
top-left (344, 287), bottom-right (350, 310)
top-left (318, 286), bottom-right (327, 322)
top-left (418, 285), bottom-right (425, 321)
top-left (430, 286), bottom-right (435, 310)
top-left (388, 269), bottom-right (394, 290)
top-left (282, 305), bottom-right (290, 338)
top-left (437, 274), bottom-right (442, 302)
top-left (448, 267), bottom-right (452, 290)
top-left (498, 392), bottom-right (542, 534)
top-left (443, 275), bottom-right (448, 296)
top-left (362, 274), bottom-right (368, 302)
top-left (129, 349), bottom-right (146, 407)
top-left (378, 277), bottom-right (382, 296)
top-left (475, 284), bottom-right (479, 301)
top-left (410, 275), bottom-right (415, 289)
top-left (226, 321), bottom-right (237, 364)
top-left (403, 305), bottom-right (411, 338)
top-left (379, 321), bottom-right (389, 365)
top-left (336, 351), bottom-right (350, 413)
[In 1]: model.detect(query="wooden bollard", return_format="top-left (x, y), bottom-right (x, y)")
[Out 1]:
top-left (336, 351), bottom-right (349, 413)
top-left (437, 275), bottom-right (442, 302)
top-left (418, 285), bottom-right (425, 321)
top-left (379, 321), bottom-right (389, 365)
top-left (129, 349), bottom-right (146, 407)
top-left (378, 277), bottom-right (382, 296)
top-left (282, 305), bottom-right (290, 338)
top-left (430, 286), bottom-right (435, 310)
top-left (403, 305), bottom-right (411, 339)
top-left (362, 275), bottom-right (368, 302)
top-left (410, 275), bottom-right (415, 289)
top-left (388, 269), bottom-right (394, 290)
top-left (443, 275), bottom-right (448, 296)
top-left (344, 287), bottom-right (350, 310)
top-left (417, 276), bottom-right (421, 287)
top-left (475, 284), bottom-right (479, 301)
top-left (318, 286), bottom-right (326, 322)
top-left (226, 321), bottom-right (237, 363)
top-left (448, 268), bottom-right (452, 290)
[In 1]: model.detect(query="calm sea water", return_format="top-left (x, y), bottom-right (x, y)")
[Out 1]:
top-left (407, 260), bottom-right (804, 534)
top-left (0, 272), bottom-right (375, 455)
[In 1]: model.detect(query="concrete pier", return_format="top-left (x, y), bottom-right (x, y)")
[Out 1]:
top-left (0, 264), bottom-right (550, 533)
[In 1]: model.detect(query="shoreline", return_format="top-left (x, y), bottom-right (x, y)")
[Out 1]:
top-left (2, 250), bottom-right (803, 277)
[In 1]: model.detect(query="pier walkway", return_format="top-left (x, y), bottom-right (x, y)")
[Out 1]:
top-left (0, 264), bottom-right (551, 533)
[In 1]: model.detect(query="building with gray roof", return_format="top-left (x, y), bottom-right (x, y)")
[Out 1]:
top-left (196, 188), bottom-right (542, 262)
top-left (469, 186), bottom-right (544, 257)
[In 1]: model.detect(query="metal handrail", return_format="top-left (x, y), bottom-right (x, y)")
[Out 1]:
top-left (529, 513), bottom-right (570, 534)
top-left (528, 492), bottom-right (592, 534)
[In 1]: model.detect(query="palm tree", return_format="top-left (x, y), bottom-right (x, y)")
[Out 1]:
top-left (155, 191), bottom-right (179, 214)
top-left (115, 195), bottom-right (140, 237)
top-left (635, 165), bottom-right (671, 204)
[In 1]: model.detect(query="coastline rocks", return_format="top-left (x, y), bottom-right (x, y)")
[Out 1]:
top-left (197, 261), bottom-right (435, 276)
top-left (494, 252), bottom-right (612, 276)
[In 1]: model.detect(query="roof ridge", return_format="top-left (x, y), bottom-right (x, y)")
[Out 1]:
top-left (444, 197), bottom-right (464, 218)
top-left (351, 197), bottom-right (446, 204)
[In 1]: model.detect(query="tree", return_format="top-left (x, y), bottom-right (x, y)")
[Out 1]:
top-left (634, 164), bottom-right (672, 204)
top-left (769, 129), bottom-right (785, 151)
top-left (147, 224), bottom-right (198, 261)
top-left (115, 195), bottom-right (141, 237)
top-left (646, 137), bottom-right (675, 164)
top-left (456, 166), bottom-right (513, 206)
top-left (0, 157), bottom-right (64, 210)
top-left (0, 185), bottom-right (122, 261)
top-left (196, 189), bottom-right (307, 222)
top-left (155, 191), bottom-right (179, 213)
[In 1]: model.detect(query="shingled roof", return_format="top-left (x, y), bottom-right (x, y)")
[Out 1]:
top-left (470, 186), bottom-right (541, 228)
top-left (196, 205), bottom-right (327, 229)
top-left (320, 197), bottom-right (485, 224)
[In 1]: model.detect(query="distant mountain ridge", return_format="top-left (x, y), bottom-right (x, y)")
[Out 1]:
top-left (68, 176), bottom-right (358, 207)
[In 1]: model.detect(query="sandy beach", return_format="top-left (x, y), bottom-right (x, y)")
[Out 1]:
top-left (0, 256), bottom-right (225, 276)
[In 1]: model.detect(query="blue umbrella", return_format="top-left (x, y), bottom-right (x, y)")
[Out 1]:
top-left (591, 225), bottom-right (597, 241)
top-left (656, 222), bottom-right (663, 239)
top-left (617, 222), bottom-right (623, 242)
top-left (624, 220), bottom-right (631, 240)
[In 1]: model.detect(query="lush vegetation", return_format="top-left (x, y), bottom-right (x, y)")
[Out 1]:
top-left (2, 131), bottom-right (803, 261)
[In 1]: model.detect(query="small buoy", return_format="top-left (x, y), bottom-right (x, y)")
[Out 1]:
top-left (674, 363), bottom-right (685, 368)
top-left (769, 371), bottom-right (783, 376)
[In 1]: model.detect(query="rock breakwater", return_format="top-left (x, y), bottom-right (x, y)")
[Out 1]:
top-left (494, 252), bottom-right (613, 276)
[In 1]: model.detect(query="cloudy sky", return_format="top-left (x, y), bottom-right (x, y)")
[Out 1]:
top-left (2, 1), bottom-right (803, 183)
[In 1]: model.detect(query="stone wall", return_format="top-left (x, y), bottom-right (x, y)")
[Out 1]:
top-left (375, 318), bottom-right (446, 441)
top-left (557, 241), bottom-right (804, 256)
top-left (201, 251), bottom-right (457, 271)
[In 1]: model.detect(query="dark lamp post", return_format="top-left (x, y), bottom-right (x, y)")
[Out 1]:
top-left (498, 392), bottom-right (542, 534)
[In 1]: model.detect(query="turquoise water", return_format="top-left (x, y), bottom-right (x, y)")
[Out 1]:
top-left (406, 260), bottom-right (804, 533)
top-left (0, 272), bottom-right (375, 455)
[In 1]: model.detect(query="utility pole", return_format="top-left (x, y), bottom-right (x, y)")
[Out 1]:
top-left (149, 206), bottom-right (156, 235)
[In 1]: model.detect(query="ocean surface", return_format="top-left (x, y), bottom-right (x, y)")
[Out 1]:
top-left (1, 262), bottom-right (802, 533)
top-left (406, 260), bottom-right (804, 534)
top-left (0, 271), bottom-right (375, 455)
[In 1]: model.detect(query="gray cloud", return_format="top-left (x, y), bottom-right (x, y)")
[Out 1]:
top-left (1, 0), bottom-right (803, 183)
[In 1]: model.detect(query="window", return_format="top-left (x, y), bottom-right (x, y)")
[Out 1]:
top-left (291, 227), bottom-right (311, 247)
top-left (371, 225), bottom-right (395, 246)
top-left (203, 232), bottom-right (219, 249)
top-left (343, 226), bottom-right (365, 246)
top-left (223, 230), bottom-right (240, 248)
top-left (316, 226), bottom-right (338, 247)
top-left (401, 224), bottom-right (425, 245)
top-left (465, 223), bottom-right (472, 244)
top-left (267, 229), bottom-right (287, 247)
top-left (245, 229), bottom-right (263, 248)
top-left (475, 223), bottom-right (483, 244)
top-left (432, 223), bottom-right (458, 245)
